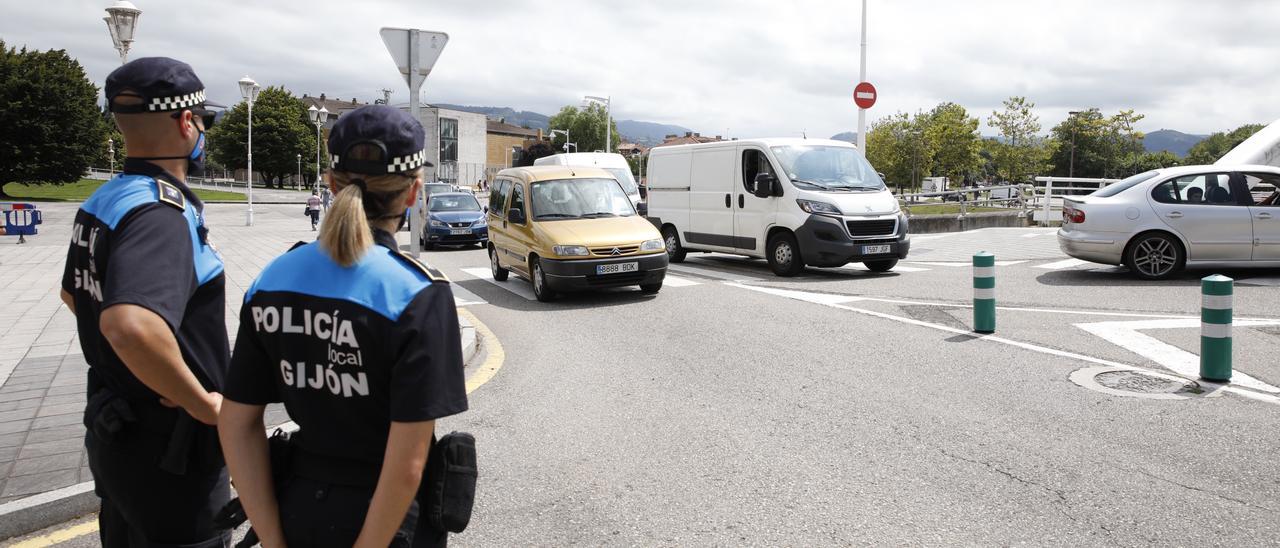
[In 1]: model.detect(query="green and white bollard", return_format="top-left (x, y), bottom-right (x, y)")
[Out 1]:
top-left (973, 252), bottom-right (996, 334)
top-left (1200, 274), bottom-right (1233, 382)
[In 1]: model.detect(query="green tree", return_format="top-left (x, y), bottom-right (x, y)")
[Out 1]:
top-left (92, 106), bottom-right (126, 171)
top-left (1048, 108), bottom-right (1107, 178)
top-left (924, 102), bottom-right (981, 185)
top-left (207, 86), bottom-right (319, 189)
top-left (987, 96), bottom-right (1053, 183)
top-left (1132, 150), bottom-right (1181, 173)
top-left (865, 112), bottom-right (935, 192)
top-left (1104, 109), bottom-right (1145, 178)
top-left (1185, 124), bottom-right (1265, 165)
top-left (546, 104), bottom-right (620, 154)
top-left (0, 41), bottom-right (106, 197)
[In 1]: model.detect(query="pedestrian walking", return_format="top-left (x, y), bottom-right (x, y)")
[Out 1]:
top-left (60, 57), bottom-right (230, 548)
top-left (306, 189), bottom-right (322, 230)
top-left (321, 185), bottom-right (333, 212)
top-left (219, 105), bottom-right (468, 548)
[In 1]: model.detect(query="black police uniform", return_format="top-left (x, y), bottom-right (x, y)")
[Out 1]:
top-left (223, 105), bottom-right (468, 547)
top-left (62, 58), bottom-right (229, 547)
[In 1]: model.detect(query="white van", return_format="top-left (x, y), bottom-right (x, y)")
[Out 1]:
top-left (646, 138), bottom-right (909, 276)
top-left (534, 152), bottom-right (642, 208)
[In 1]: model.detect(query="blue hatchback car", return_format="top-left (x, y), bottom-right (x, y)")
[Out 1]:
top-left (420, 192), bottom-right (489, 249)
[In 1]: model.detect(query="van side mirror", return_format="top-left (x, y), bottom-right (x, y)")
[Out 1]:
top-left (753, 173), bottom-right (776, 199)
top-left (639, 186), bottom-right (648, 200)
top-left (483, 206), bottom-right (489, 214)
top-left (636, 202), bottom-right (649, 217)
top-left (508, 208), bottom-right (525, 224)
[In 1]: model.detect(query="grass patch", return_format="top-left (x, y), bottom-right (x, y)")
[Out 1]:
top-left (904, 204), bottom-right (1011, 215)
top-left (3, 179), bottom-right (246, 202)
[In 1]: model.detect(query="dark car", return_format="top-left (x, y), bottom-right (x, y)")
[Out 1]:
top-left (420, 192), bottom-right (488, 250)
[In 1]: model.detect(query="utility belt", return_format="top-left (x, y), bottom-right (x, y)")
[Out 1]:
top-left (83, 374), bottom-right (223, 476)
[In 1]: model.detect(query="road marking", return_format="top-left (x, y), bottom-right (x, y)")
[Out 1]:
top-left (459, 268), bottom-right (536, 300)
top-left (450, 283), bottom-right (488, 307)
top-left (907, 260), bottom-right (1028, 267)
top-left (1034, 258), bottom-right (1090, 270)
top-left (840, 263), bottom-right (931, 273)
top-left (726, 283), bottom-right (1280, 405)
top-left (1075, 318), bottom-right (1280, 394)
top-left (459, 308), bottom-right (505, 395)
top-left (662, 275), bottom-right (702, 287)
top-left (910, 233), bottom-right (957, 241)
top-left (9, 520), bottom-right (98, 547)
top-left (669, 263), bottom-right (765, 282)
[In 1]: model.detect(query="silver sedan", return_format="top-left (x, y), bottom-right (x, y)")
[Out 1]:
top-left (1057, 164), bottom-right (1280, 279)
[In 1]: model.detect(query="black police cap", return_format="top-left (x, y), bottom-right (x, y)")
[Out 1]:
top-left (328, 105), bottom-right (432, 176)
top-left (105, 57), bottom-right (215, 121)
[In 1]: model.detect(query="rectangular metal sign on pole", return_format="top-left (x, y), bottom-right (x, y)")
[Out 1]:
top-left (381, 28), bottom-right (449, 258)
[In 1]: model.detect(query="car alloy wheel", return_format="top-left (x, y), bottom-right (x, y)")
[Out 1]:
top-left (1132, 237), bottom-right (1178, 278)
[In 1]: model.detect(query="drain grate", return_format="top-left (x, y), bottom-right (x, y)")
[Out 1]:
top-left (1094, 370), bottom-right (1202, 395)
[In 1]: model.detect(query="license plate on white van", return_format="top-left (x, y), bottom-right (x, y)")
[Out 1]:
top-left (862, 245), bottom-right (891, 255)
top-left (597, 262), bottom-right (639, 275)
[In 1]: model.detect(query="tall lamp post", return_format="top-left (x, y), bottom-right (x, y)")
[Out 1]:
top-left (239, 75), bottom-right (260, 226)
top-left (296, 154), bottom-right (301, 190)
top-left (549, 129), bottom-right (573, 153)
top-left (307, 105), bottom-right (328, 191)
top-left (1068, 110), bottom-right (1081, 178)
top-left (104, 1), bottom-right (141, 65)
top-left (583, 95), bottom-right (611, 153)
top-left (107, 138), bottom-right (115, 177)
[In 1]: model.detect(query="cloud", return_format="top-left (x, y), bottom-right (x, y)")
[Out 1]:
top-left (4, 0), bottom-right (1278, 141)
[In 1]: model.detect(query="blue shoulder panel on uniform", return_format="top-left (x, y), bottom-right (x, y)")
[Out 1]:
top-left (246, 243), bottom-right (432, 321)
top-left (80, 175), bottom-right (159, 229)
top-left (185, 204), bottom-right (224, 285)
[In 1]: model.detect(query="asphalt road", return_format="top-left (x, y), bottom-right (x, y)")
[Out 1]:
top-left (10, 227), bottom-right (1280, 546)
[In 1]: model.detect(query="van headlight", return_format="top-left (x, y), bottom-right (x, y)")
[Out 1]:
top-left (797, 199), bottom-right (842, 215)
top-left (553, 245), bottom-right (590, 257)
top-left (640, 239), bottom-right (663, 252)
top-left (899, 212), bottom-right (909, 234)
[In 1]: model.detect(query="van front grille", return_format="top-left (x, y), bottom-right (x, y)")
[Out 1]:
top-left (846, 219), bottom-right (896, 238)
top-left (590, 245), bottom-right (639, 257)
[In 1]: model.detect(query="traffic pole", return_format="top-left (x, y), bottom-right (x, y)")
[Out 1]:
top-left (973, 252), bottom-right (996, 333)
top-left (1200, 274), bottom-right (1233, 382)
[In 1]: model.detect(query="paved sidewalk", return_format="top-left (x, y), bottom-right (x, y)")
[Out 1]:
top-left (0, 201), bottom-right (428, 504)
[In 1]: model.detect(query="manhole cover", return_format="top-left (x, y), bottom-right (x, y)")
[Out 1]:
top-left (1094, 370), bottom-right (1201, 395)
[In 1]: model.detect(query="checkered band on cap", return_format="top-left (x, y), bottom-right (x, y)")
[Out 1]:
top-left (148, 89), bottom-right (206, 112)
top-left (387, 150), bottom-right (427, 173)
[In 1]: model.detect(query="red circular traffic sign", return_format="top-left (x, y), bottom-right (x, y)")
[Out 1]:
top-left (854, 82), bottom-right (877, 109)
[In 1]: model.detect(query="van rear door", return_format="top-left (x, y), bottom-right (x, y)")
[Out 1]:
top-left (686, 148), bottom-right (737, 251)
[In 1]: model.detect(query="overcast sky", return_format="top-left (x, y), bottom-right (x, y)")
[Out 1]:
top-left (6, 0), bottom-right (1280, 139)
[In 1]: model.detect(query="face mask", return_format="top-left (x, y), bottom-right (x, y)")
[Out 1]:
top-left (187, 131), bottom-right (206, 176)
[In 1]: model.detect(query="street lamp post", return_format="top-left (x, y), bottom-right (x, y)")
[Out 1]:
top-left (103, 1), bottom-right (141, 65)
top-left (583, 95), bottom-right (611, 153)
top-left (549, 129), bottom-right (570, 154)
top-left (308, 105), bottom-right (328, 191)
top-left (107, 138), bottom-right (115, 177)
top-left (296, 154), bottom-right (301, 190)
top-left (1068, 110), bottom-right (1081, 178)
top-left (239, 75), bottom-right (260, 226)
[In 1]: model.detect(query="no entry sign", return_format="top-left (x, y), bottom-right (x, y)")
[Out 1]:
top-left (854, 82), bottom-right (877, 109)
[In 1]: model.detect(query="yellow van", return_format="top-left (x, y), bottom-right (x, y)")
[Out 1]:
top-left (486, 166), bottom-right (668, 301)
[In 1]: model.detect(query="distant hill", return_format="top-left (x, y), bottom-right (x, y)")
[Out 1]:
top-left (434, 104), bottom-right (551, 131)
top-left (618, 120), bottom-right (694, 145)
top-left (1144, 129), bottom-right (1205, 157)
top-left (830, 132), bottom-right (859, 143)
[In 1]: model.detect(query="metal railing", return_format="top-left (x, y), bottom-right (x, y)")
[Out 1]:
top-left (896, 184), bottom-right (1034, 217)
top-left (1030, 177), bottom-right (1119, 226)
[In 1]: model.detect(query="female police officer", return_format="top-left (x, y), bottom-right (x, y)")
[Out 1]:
top-left (218, 105), bottom-right (468, 547)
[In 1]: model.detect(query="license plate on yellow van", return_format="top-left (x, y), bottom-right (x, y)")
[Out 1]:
top-left (863, 245), bottom-right (891, 254)
top-left (597, 262), bottom-right (639, 275)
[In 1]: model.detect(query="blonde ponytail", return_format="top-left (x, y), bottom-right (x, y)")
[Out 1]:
top-left (317, 182), bottom-right (373, 267)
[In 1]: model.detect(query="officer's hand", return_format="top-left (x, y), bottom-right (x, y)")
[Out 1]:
top-left (190, 392), bottom-right (224, 425)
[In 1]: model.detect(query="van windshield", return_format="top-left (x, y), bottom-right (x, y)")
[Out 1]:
top-left (531, 178), bottom-right (636, 220)
top-left (603, 168), bottom-right (640, 195)
top-left (770, 145), bottom-right (886, 191)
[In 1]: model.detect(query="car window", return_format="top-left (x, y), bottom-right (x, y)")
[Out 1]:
top-left (1093, 171), bottom-right (1158, 198)
top-left (428, 195), bottom-right (481, 212)
top-left (1244, 173), bottom-right (1280, 206)
top-left (1151, 174), bottom-right (1237, 205)
top-left (509, 183), bottom-right (526, 223)
top-left (489, 179), bottom-right (510, 213)
top-left (741, 149), bottom-right (776, 193)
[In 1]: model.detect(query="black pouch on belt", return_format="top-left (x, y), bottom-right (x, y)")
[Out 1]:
top-left (421, 431), bottom-right (478, 533)
top-left (84, 387), bottom-right (137, 443)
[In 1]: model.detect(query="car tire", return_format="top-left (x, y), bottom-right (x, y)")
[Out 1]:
top-left (767, 232), bottom-right (805, 277)
top-left (864, 259), bottom-right (898, 272)
top-left (423, 242), bottom-right (435, 251)
top-left (662, 226), bottom-right (687, 263)
top-left (530, 257), bottom-right (556, 302)
top-left (1125, 232), bottom-right (1184, 280)
top-left (640, 281), bottom-right (662, 294)
top-left (489, 246), bottom-right (509, 281)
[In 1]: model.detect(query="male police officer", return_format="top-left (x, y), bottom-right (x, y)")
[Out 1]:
top-left (61, 57), bottom-right (230, 547)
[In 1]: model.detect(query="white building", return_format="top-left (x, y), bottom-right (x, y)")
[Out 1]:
top-left (410, 106), bottom-right (488, 186)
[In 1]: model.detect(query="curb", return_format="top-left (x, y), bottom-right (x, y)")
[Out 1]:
top-left (0, 314), bottom-right (487, 542)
